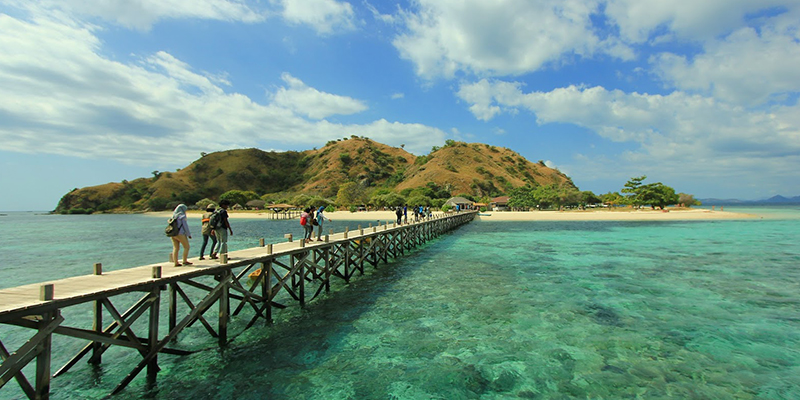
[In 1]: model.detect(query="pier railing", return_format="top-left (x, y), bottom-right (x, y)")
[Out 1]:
top-left (0, 211), bottom-right (476, 398)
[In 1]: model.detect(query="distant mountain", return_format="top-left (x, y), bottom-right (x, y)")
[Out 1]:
top-left (54, 138), bottom-right (576, 213)
top-left (762, 195), bottom-right (800, 203)
top-left (699, 195), bottom-right (800, 205)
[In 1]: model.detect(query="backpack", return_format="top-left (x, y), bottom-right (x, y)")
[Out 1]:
top-left (165, 218), bottom-right (180, 236)
top-left (208, 210), bottom-right (222, 229)
top-left (300, 215), bottom-right (307, 226)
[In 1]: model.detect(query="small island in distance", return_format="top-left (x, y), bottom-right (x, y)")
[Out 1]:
top-left (54, 136), bottom-right (776, 215)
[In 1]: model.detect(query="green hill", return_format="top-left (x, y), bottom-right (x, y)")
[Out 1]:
top-left (54, 137), bottom-right (576, 213)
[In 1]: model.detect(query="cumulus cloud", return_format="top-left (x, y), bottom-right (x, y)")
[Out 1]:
top-left (0, 14), bottom-right (443, 167)
top-left (392, 0), bottom-right (632, 79)
top-left (651, 24), bottom-right (800, 106)
top-left (604, 0), bottom-right (791, 43)
top-left (272, 73), bottom-right (368, 119)
top-left (456, 79), bottom-right (800, 189)
top-left (3, 0), bottom-right (266, 30)
top-left (275, 0), bottom-right (355, 35)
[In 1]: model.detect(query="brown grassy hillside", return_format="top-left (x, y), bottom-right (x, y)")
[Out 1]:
top-left (297, 137), bottom-right (415, 197)
top-left (54, 138), bottom-right (575, 213)
top-left (399, 142), bottom-right (574, 196)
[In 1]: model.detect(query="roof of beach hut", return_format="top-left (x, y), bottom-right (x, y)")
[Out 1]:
top-left (268, 203), bottom-right (297, 209)
top-left (444, 196), bottom-right (474, 206)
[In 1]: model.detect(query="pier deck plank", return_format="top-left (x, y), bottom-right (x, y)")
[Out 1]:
top-left (0, 223), bottom-right (399, 318)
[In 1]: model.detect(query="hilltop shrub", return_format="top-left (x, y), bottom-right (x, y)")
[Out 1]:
top-left (196, 198), bottom-right (215, 209)
top-left (407, 194), bottom-right (432, 207)
top-left (147, 197), bottom-right (170, 211)
top-left (220, 190), bottom-right (256, 207)
top-left (66, 208), bottom-right (94, 214)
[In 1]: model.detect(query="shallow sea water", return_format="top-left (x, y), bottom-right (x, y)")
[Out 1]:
top-left (1, 208), bottom-right (799, 399)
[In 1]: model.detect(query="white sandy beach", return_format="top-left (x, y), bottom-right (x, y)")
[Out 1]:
top-left (145, 208), bottom-right (757, 222)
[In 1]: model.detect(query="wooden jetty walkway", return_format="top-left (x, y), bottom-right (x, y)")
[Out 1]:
top-left (264, 209), bottom-right (302, 219)
top-left (0, 211), bottom-right (476, 399)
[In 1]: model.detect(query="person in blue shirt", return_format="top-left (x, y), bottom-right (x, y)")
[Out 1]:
top-left (315, 206), bottom-right (331, 241)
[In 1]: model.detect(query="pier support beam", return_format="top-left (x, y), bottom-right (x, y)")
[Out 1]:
top-left (146, 287), bottom-right (160, 383)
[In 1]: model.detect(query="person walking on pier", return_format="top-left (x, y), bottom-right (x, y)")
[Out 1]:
top-left (199, 204), bottom-right (217, 260)
top-left (301, 207), bottom-right (314, 243)
top-left (170, 204), bottom-right (192, 266)
top-left (213, 200), bottom-right (233, 259)
top-left (395, 206), bottom-right (403, 225)
top-left (315, 205), bottom-right (331, 241)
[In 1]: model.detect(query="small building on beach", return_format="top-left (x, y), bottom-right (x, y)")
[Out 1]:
top-left (490, 196), bottom-right (510, 211)
top-left (444, 196), bottom-right (474, 210)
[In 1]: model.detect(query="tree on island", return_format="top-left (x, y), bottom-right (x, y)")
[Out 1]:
top-left (621, 176), bottom-right (680, 209)
top-left (600, 192), bottom-right (625, 207)
top-left (336, 181), bottom-right (367, 208)
top-left (508, 184), bottom-right (590, 210)
top-left (678, 193), bottom-right (701, 206)
top-left (219, 190), bottom-right (259, 208)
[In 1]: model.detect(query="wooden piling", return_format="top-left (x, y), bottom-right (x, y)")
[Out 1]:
top-left (39, 284), bottom-right (54, 301)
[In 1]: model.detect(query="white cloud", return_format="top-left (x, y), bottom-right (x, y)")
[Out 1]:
top-left (3, 0), bottom-right (266, 30)
top-left (604, 0), bottom-right (792, 43)
top-left (364, 1), bottom-right (396, 25)
top-left (272, 73), bottom-right (368, 119)
top-left (3, 0), bottom-right (361, 34)
top-left (275, 0), bottom-right (355, 35)
top-left (456, 79), bottom-right (800, 189)
top-left (651, 23), bottom-right (800, 106)
top-left (0, 14), bottom-right (443, 166)
top-left (392, 0), bottom-right (631, 79)
top-left (391, 92), bottom-right (404, 100)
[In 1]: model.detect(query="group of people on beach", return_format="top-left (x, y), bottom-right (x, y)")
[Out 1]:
top-left (300, 206), bottom-right (331, 243)
top-left (168, 200), bottom-right (233, 267)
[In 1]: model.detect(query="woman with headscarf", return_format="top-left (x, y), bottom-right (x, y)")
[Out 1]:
top-left (170, 204), bottom-right (192, 266)
top-left (315, 206), bottom-right (332, 241)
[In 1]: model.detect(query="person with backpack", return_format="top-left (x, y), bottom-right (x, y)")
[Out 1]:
top-left (300, 206), bottom-right (315, 243)
top-left (169, 204), bottom-right (192, 266)
top-left (212, 199), bottom-right (233, 259)
top-left (199, 204), bottom-right (217, 260)
top-left (315, 206), bottom-right (332, 241)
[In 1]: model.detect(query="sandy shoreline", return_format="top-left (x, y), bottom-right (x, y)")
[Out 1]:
top-left (144, 208), bottom-right (757, 222)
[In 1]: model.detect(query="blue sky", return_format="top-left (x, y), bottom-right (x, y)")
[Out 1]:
top-left (1, 0), bottom-right (799, 211)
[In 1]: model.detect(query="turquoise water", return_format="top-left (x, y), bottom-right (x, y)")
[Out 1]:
top-left (1, 213), bottom-right (387, 289)
top-left (1, 207), bottom-right (799, 399)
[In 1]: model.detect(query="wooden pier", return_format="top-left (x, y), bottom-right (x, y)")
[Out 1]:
top-left (0, 211), bottom-right (476, 398)
top-left (264, 209), bottom-right (302, 219)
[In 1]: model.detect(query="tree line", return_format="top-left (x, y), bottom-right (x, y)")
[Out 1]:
top-left (507, 176), bottom-right (698, 211)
